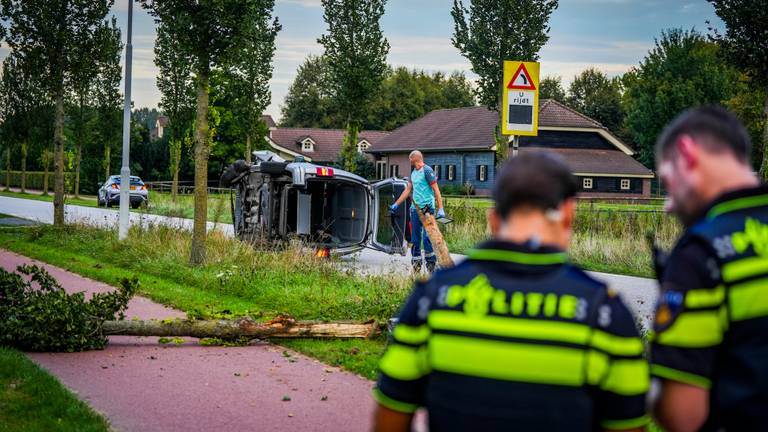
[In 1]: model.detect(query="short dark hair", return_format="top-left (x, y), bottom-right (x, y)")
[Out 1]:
top-left (656, 105), bottom-right (752, 163)
top-left (493, 152), bottom-right (578, 218)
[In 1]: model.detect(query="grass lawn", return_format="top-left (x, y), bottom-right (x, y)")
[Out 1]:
top-left (0, 190), bottom-right (95, 208)
top-left (0, 347), bottom-right (110, 432)
top-left (0, 189), bottom-right (232, 224)
top-left (0, 224), bottom-right (412, 379)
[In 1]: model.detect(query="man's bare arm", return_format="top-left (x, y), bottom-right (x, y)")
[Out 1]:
top-left (393, 182), bottom-right (412, 207)
top-left (430, 182), bottom-right (443, 211)
top-left (654, 380), bottom-right (709, 432)
top-left (372, 404), bottom-right (413, 432)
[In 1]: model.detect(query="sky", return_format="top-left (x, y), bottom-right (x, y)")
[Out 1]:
top-left (4, 1), bottom-right (726, 122)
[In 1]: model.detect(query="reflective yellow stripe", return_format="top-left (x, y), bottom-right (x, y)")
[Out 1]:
top-left (601, 415), bottom-right (651, 430)
top-left (591, 330), bottom-right (644, 357)
top-left (428, 310), bottom-right (590, 345)
top-left (686, 285), bottom-right (725, 309)
top-left (730, 278), bottom-right (768, 322)
top-left (723, 256), bottom-right (768, 282)
top-left (379, 344), bottom-right (428, 381)
top-left (392, 324), bottom-right (431, 345)
top-left (372, 388), bottom-right (419, 414)
top-left (650, 364), bottom-right (711, 389)
top-left (707, 194), bottom-right (768, 219)
top-left (429, 334), bottom-right (585, 386)
top-left (586, 350), bottom-right (609, 385)
top-left (656, 310), bottom-right (723, 348)
top-left (601, 359), bottom-right (650, 396)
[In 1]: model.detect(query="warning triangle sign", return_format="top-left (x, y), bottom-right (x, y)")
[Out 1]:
top-left (507, 63), bottom-right (536, 90)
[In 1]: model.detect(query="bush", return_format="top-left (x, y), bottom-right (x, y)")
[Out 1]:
top-left (440, 182), bottom-right (475, 196)
top-left (0, 265), bottom-right (136, 352)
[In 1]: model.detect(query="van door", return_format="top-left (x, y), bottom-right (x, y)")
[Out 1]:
top-left (369, 178), bottom-right (409, 255)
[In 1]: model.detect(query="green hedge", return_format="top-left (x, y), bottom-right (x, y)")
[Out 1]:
top-left (0, 170), bottom-right (75, 192)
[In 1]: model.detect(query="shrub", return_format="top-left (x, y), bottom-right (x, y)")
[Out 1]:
top-left (0, 265), bottom-right (136, 352)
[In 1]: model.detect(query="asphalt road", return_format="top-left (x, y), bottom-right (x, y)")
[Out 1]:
top-left (0, 195), bottom-right (658, 328)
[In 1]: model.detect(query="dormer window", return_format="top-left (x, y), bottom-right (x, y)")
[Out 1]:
top-left (357, 139), bottom-right (371, 153)
top-left (301, 138), bottom-right (315, 152)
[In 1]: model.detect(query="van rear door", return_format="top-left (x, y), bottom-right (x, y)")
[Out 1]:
top-left (369, 178), bottom-right (409, 255)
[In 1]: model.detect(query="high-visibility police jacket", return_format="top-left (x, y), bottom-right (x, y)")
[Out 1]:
top-left (652, 185), bottom-right (768, 430)
top-left (375, 240), bottom-right (649, 431)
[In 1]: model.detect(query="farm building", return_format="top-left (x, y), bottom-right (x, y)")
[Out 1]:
top-left (365, 100), bottom-right (654, 197)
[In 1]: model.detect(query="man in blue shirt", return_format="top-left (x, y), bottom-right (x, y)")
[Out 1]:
top-left (390, 150), bottom-right (445, 273)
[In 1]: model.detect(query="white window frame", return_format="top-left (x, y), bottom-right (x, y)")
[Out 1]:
top-left (376, 161), bottom-right (387, 180)
top-left (478, 165), bottom-right (487, 182)
top-left (432, 165), bottom-right (441, 180)
top-left (389, 164), bottom-right (400, 178)
top-left (583, 178), bottom-right (593, 189)
top-left (301, 138), bottom-right (315, 152)
top-left (357, 139), bottom-right (371, 153)
top-left (620, 179), bottom-right (631, 190)
top-left (447, 165), bottom-right (456, 181)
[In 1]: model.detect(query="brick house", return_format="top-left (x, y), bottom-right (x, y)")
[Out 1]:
top-left (262, 115), bottom-right (389, 165)
top-left (365, 100), bottom-right (654, 197)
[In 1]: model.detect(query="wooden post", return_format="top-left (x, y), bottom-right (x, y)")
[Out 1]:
top-left (414, 205), bottom-right (454, 268)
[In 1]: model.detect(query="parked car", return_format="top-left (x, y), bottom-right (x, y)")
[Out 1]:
top-left (220, 151), bottom-right (410, 256)
top-left (97, 175), bottom-right (148, 209)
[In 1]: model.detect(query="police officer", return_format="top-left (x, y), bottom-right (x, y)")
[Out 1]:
top-left (651, 106), bottom-right (768, 431)
top-left (373, 152), bottom-right (649, 432)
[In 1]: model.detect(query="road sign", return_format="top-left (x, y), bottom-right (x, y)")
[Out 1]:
top-left (502, 61), bottom-right (540, 136)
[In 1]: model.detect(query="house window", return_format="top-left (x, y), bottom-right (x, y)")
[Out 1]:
top-left (376, 161), bottom-right (387, 180)
top-left (583, 178), bottom-right (593, 189)
top-left (620, 179), bottom-right (631, 190)
top-left (357, 140), bottom-right (371, 153)
top-left (301, 138), bottom-right (315, 152)
top-left (432, 165), bottom-right (442, 180)
top-left (389, 164), bottom-right (400, 178)
top-left (477, 165), bottom-right (488, 182)
top-left (447, 165), bottom-right (456, 181)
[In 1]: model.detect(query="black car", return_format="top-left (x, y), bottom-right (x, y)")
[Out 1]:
top-left (221, 151), bottom-right (410, 256)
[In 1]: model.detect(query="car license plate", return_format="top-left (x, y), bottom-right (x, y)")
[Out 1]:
top-left (130, 186), bottom-right (136, 191)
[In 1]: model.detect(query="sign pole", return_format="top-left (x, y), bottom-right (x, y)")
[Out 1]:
top-left (510, 135), bottom-right (519, 158)
top-left (118, 0), bottom-right (133, 240)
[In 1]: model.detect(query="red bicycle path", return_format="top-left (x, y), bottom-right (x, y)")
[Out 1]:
top-left (0, 250), bottom-right (379, 432)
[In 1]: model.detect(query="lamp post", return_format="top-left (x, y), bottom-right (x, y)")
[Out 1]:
top-left (118, 0), bottom-right (133, 240)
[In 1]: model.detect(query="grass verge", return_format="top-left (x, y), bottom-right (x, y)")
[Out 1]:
top-left (0, 224), bottom-right (410, 378)
top-left (0, 347), bottom-right (110, 432)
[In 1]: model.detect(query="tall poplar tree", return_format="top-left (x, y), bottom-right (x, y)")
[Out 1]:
top-left (141, 0), bottom-right (281, 265)
top-left (229, 6), bottom-right (280, 163)
top-left (708, 0), bottom-right (768, 178)
top-left (452, 0), bottom-right (558, 161)
top-left (0, 0), bottom-right (114, 225)
top-left (93, 18), bottom-right (123, 182)
top-left (318, 0), bottom-right (389, 173)
top-left (155, 20), bottom-right (195, 202)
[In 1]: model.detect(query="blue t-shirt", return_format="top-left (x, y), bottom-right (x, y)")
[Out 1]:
top-left (410, 165), bottom-right (436, 209)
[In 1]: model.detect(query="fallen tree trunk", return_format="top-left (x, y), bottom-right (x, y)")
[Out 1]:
top-left (102, 316), bottom-right (381, 339)
top-left (414, 205), bottom-right (454, 268)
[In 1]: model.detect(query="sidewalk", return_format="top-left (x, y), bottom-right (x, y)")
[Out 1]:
top-left (0, 250), bottom-right (376, 432)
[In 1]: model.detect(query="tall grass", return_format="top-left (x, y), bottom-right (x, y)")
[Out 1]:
top-left (442, 201), bottom-right (681, 277)
top-left (145, 192), bottom-right (232, 224)
top-left (9, 223), bottom-right (412, 322)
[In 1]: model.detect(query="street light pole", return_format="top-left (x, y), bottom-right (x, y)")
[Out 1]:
top-left (119, 0), bottom-right (133, 240)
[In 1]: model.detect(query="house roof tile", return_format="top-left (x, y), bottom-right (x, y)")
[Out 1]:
top-left (522, 147), bottom-right (653, 177)
top-left (270, 128), bottom-right (389, 162)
